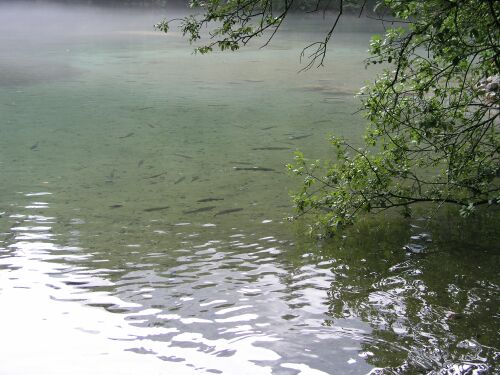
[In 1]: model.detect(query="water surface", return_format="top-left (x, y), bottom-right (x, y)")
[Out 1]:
top-left (0, 4), bottom-right (498, 374)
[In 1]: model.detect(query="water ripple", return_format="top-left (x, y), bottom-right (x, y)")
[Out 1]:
top-left (0, 192), bottom-right (498, 374)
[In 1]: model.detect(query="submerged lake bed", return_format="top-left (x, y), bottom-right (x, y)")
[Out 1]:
top-left (0, 3), bottom-right (498, 374)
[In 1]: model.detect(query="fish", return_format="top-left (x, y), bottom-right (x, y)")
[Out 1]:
top-left (147, 123), bottom-right (155, 128)
top-left (174, 176), bottom-right (185, 184)
top-left (191, 176), bottom-right (199, 182)
top-left (63, 281), bottom-right (88, 286)
top-left (252, 147), bottom-right (290, 151)
top-left (289, 134), bottom-right (312, 140)
top-left (173, 153), bottom-right (192, 159)
top-left (197, 197), bottom-right (224, 202)
top-left (322, 91), bottom-right (353, 96)
top-left (144, 206), bottom-right (170, 212)
top-left (260, 126), bottom-right (276, 130)
top-left (214, 208), bottom-right (243, 216)
top-left (233, 167), bottom-right (275, 172)
top-left (135, 106), bottom-right (154, 111)
top-left (323, 97), bottom-right (346, 101)
top-left (110, 204), bottom-right (123, 209)
top-left (230, 161), bottom-right (253, 165)
top-left (183, 206), bottom-right (216, 214)
top-left (30, 142), bottom-right (39, 150)
top-left (145, 172), bottom-right (167, 179)
top-left (138, 160), bottom-right (144, 168)
top-left (119, 132), bottom-right (134, 139)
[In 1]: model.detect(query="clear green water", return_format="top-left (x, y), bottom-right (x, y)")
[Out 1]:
top-left (0, 4), bottom-right (498, 375)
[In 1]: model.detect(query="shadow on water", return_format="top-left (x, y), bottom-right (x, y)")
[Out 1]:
top-left (300, 209), bottom-right (500, 374)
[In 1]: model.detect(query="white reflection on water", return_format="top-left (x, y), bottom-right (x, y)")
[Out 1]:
top-left (281, 363), bottom-right (330, 375)
top-left (0, 212), bottom-right (171, 374)
top-left (0, 201), bottom-right (287, 375)
top-left (0, 262), bottom-right (282, 374)
top-left (1, 194), bottom-right (372, 375)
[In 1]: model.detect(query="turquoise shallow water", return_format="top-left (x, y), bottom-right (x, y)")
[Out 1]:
top-left (0, 4), bottom-right (499, 375)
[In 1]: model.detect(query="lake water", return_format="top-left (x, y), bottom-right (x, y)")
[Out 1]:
top-left (0, 4), bottom-right (498, 374)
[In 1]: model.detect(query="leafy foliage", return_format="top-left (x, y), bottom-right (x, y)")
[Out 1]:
top-left (289, 0), bottom-right (499, 236)
top-left (157, 0), bottom-right (500, 236)
top-left (155, 0), bottom-right (372, 68)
